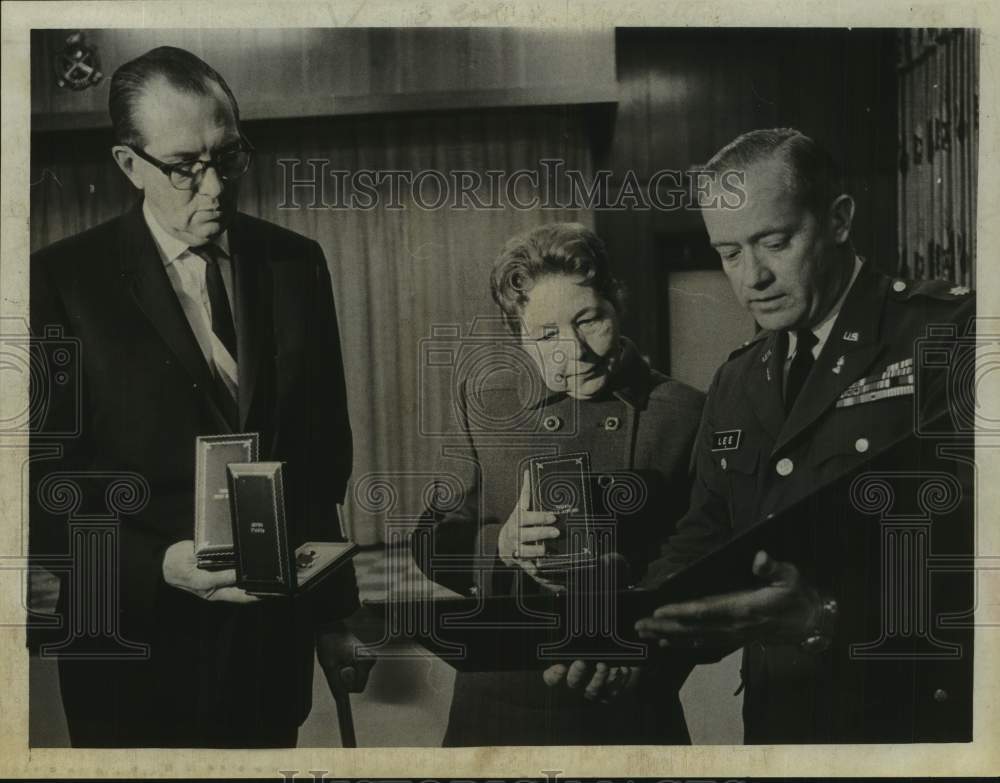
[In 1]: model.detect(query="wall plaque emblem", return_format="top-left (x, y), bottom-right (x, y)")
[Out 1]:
top-left (54, 32), bottom-right (103, 91)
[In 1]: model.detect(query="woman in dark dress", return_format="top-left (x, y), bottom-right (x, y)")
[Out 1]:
top-left (413, 222), bottom-right (704, 745)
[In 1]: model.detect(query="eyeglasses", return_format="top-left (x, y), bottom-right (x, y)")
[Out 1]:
top-left (127, 136), bottom-right (254, 190)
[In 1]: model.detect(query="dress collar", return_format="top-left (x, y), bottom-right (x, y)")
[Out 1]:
top-left (524, 337), bottom-right (657, 411)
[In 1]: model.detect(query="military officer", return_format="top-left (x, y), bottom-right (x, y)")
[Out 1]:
top-left (635, 128), bottom-right (975, 743)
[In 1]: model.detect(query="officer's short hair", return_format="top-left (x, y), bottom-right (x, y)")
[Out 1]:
top-left (491, 222), bottom-right (625, 335)
top-left (110, 46), bottom-right (241, 147)
top-left (704, 128), bottom-right (844, 213)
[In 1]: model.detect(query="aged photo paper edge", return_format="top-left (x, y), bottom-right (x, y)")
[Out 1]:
top-left (1, 0), bottom-right (998, 777)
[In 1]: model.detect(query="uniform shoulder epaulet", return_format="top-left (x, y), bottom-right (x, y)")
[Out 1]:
top-left (725, 330), bottom-right (768, 362)
top-left (888, 277), bottom-right (973, 302)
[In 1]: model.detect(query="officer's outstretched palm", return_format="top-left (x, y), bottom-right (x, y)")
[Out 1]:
top-left (634, 550), bottom-right (821, 647)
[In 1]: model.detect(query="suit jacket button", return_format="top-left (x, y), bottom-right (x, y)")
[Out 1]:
top-left (893, 279), bottom-right (908, 293)
top-left (542, 415), bottom-right (562, 432)
top-left (720, 457), bottom-right (728, 470)
top-left (603, 416), bottom-right (620, 431)
top-left (855, 437), bottom-right (870, 453)
top-left (776, 457), bottom-right (794, 477)
top-left (933, 688), bottom-right (949, 702)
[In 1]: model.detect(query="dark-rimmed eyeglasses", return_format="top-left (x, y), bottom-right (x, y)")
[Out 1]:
top-left (127, 136), bottom-right (254, 190)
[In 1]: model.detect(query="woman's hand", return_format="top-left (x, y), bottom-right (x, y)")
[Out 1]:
top-left (542, 661), bottom-right (641, 703)
top-left (498, 471), bottom-right (564, 592)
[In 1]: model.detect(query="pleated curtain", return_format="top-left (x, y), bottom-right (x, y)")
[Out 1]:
top-left (30, 106), bottom-right (594, 544)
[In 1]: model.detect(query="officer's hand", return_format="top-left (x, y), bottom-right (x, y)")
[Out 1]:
top-left (542, 660), bottom-right (640, 702)
top-left (634, 550), bottom-right (821, 648)
top-left (162, 540), bottom-right (260, 603)
top-left (498, 471), bottom-right (564, 592)
top-left (317, 625), bottom-right (376, 695)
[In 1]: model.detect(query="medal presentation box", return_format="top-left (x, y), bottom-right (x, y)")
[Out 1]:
top-left (227, 462), bottom-right (358, 597)
top-left (528, 451), bottom-right (599, 572)
top-left (194, 433), bottom-right (260, 570)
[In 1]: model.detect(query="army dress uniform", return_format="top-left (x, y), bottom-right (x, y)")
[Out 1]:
top-left (643, 260), bottom-right (975, 743)
top-left (413, 338), bottom-right (705, 745)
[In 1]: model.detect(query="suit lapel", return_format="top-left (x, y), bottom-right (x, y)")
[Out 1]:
top-left (774, 264), bottom-right (890, 454)
top-left (744, 331), bottom-right (786, 442)
top-left (118, 204), bottom-right (231, 433)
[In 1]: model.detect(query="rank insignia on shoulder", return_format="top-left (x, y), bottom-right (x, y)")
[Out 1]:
top-left (949, 285), bottom-right (971, 296)
top-left (712, 429), bottom-right (742, 451)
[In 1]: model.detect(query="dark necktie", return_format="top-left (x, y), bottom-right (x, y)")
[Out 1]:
top-left (189, 243), bottom-right (238, 361)
top-left (188, 244), bottom-right (239, 429)
top-left (785, 329), bottom-right (818, 413)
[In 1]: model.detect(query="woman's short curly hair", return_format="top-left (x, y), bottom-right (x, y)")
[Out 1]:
top-left (490, 222), bottom-right (625, 334)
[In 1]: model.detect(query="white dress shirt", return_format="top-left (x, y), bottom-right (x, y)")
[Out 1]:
top-left (142, 202), bottom-right (238, 398)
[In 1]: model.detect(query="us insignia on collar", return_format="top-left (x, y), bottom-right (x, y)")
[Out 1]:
top-left (842, 330), bottom-right (859, 342)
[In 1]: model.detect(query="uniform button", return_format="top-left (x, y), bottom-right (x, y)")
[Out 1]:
top-left (720, 457), bottom-right (728, 471)
top-left (892, 279), bottom-right (907, 293)
top-left (603, 416), bottom-right (621, 431)
top-left (776, 457), bottom-right (794, 477)
top-left (855, 437), bottom-right (870, 453)
top-left (542, 415), bottom-right (562, 432)
top-left (933, 688), bottom-right (949, 702)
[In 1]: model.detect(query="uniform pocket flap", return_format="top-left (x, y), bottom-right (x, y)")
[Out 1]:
top-left (716, 446), bottom-right (759, 475)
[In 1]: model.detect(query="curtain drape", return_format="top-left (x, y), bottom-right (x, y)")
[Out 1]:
top-left (30, 106), bottom-right (594, 544)
top-left (896, 29), bottom-right (978, 287)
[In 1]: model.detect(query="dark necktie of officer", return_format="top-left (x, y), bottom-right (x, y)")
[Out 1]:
top-left (189, 243), bottom-right (239, 429)
top-left (785, 328), bottom-right (818, 413)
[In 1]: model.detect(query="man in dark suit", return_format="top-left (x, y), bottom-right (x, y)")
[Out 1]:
top-left (635, 128), bottom-right (975, 743)
top-left (30, 46), bottom-right (369, 747)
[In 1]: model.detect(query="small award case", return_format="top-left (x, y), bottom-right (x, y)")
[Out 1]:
top-left (227, 461), bottom-right (358, 596)
top-left (528, 451), bottom-right (598, 571)
top-left (194, 433), bottom-right (259, 569)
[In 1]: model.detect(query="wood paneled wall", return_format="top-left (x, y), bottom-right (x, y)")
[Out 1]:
top-left (32, 28), bottom-right (616, 130)
top-left (599, 28), bottom-right (899, 374)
